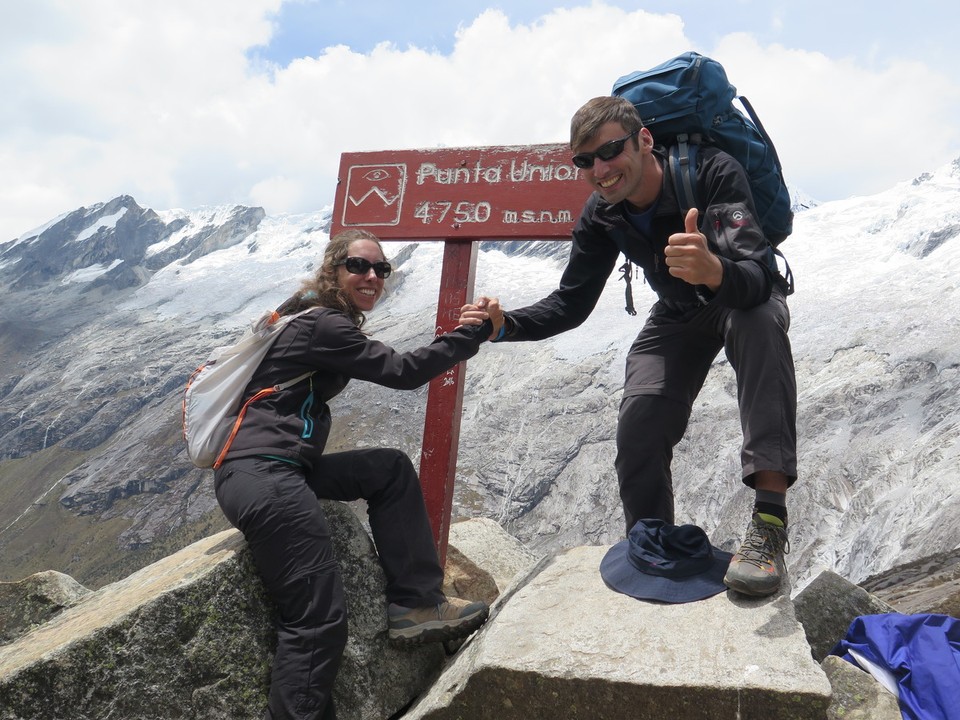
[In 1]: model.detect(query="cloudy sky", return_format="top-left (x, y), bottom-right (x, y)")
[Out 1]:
top-left (3, 0), bottom-right (959, 242)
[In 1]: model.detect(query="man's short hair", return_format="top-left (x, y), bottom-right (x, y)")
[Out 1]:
top-left (570, 96), bottom-right (644, 150)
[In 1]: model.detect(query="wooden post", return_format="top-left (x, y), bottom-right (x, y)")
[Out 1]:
top-left (420, 241), bottom-right (477, 562)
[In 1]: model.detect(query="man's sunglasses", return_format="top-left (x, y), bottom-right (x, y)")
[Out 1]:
top-left (571, 129), bottom-right (640, 169)
top-left (337, 256), bottom-right (393, 279)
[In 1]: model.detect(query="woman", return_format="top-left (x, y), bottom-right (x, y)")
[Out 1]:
top-left (213, 229), bottom-right (498, 719)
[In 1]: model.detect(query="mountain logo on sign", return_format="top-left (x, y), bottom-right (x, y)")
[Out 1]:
top-left (342, 164), bottom-right (406, 226)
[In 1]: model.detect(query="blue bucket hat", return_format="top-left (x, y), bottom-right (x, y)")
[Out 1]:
top-left (600, 519), bottom-right (733, 604)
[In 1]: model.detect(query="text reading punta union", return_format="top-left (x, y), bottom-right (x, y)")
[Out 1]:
top-left (416, 159), bottom-right (581, 186)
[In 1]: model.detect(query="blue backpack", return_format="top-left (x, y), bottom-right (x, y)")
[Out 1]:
top-left (612, 51), bottom-right (794, 247)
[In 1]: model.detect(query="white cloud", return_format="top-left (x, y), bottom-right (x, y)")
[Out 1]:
top-left (2, 1), bottom-right (959, 242)
top-left (249, 174), bottom-right (304, 212)
top-left (713, 35), bottom-right (960, 202)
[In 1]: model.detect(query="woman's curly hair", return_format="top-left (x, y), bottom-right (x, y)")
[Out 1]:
top-left (277, 229), bottom-right (386, 329)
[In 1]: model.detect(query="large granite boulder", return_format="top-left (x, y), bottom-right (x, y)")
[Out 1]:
top-left (0, 500), bottom-right (443, 720)
top-left (793, 569), bottom-right (895, 662)
top-left (404, 545), bottom-right (832, 720)
top-left (443, 518), bottom-right (541, 604)
top-left (821, 655), bottom-right (900, 719)
top-left (0, 570), bottom-right (91, 645)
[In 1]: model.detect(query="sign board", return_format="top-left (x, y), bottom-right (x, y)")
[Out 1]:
top-left (331, 143), bottom-right (591, 239)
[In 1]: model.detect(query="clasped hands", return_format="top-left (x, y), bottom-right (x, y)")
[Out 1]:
top-left (458, 296), bottom-right (504, 341)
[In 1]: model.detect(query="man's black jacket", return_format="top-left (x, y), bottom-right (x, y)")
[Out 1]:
top-left (503, 146), bottom-right (783, 341)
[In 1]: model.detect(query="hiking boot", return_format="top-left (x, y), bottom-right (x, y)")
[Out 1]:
top-left (388, 596), bottom-right (489, 645)
top-left (723, 514), bottom-right (789, 597)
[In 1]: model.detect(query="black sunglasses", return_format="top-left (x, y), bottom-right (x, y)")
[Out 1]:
top-left (337, 256), bottom-right (392, 279)
top-left (571, 129), bottom-right (640, 169)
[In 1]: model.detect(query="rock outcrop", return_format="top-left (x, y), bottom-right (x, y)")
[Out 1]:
top-left (821, 655), bottom-right (901, 720)
top-left (793, 569), bottom-right (896, 662)
top-left (4, 513), bottom-right (949, 720)
top-left (0, 501), bottom-right (444, 720)
top-left (0, 570), bottom-right (91, 645)
top-left (405, 546), bottom-right (832, 720)
top-left (861, 546), bottom-right (960, 617)
top-left (446, 517), bottom-right (540, 599)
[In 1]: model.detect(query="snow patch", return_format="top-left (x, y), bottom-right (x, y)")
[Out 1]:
top-left (61, 259), bottom-right (124, 284)
top-left (73, 207), bottom-right (128, 243)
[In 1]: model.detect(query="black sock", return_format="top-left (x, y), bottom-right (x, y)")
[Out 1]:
top-left (754, 489), bottom-right (787, 526)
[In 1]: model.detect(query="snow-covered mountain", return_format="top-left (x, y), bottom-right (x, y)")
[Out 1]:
top-left (1, 158), bottom-right (958, 593)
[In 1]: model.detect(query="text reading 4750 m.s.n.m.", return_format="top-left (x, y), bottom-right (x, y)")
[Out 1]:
top-left (413, 202), bottom-right (575, 226)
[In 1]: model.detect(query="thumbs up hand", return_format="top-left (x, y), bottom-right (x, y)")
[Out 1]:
top-left (664, 208), bottom-right (723, 291)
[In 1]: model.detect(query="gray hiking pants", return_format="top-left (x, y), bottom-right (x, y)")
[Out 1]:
top-left (615, 289), bottom-right (797, 533)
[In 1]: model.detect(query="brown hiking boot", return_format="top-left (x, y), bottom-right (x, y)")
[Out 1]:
top-left (387, 596), bottom-right (489, 645)
top-left (723, 514), bottom-right (789, 597)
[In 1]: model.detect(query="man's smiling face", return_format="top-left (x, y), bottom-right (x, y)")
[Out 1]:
top-left (576, 122), bottom-right (659, 210)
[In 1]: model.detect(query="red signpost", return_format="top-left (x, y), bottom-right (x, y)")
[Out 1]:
top-left (331, 143), bottom-right (591, 563)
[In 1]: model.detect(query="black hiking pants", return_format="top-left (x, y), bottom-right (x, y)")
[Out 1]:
top-left (214, 450), bottom-right (445, 720)
top-left (615, 289), bottom-right (797, 533)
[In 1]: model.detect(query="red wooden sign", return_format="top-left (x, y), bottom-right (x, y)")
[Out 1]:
top-left (331, 143), bottom-right (591, 563)
top-left (331, 144), bottom-right (588, 240)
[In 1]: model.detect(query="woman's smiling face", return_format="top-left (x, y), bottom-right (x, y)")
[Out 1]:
top-left (336, 238), bottom-right (386, 311)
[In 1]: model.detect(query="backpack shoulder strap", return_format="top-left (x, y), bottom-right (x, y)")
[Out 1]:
top-left (667, 134), bottom-right (700, 216)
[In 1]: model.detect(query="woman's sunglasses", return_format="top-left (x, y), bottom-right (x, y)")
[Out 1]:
top-left (338, 256), bottom-right (393, 279)
top-left (571, 129), bottom-right (640, 169)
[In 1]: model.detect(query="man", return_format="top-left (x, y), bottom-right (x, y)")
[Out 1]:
top-left (478, 96), bottom-right (796, 597)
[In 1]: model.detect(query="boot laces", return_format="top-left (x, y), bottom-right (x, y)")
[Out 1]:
top-left (738, 521), bottom-right (789, 569)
